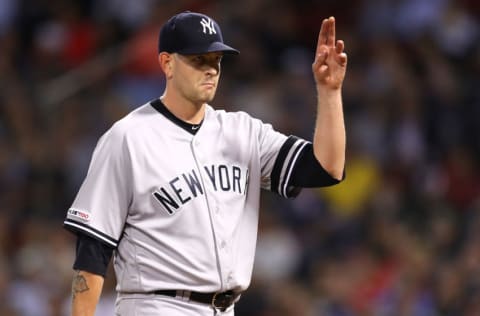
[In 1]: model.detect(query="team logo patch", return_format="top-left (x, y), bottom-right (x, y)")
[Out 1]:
top-left (68, 208), bottom-right (91, 222)
top-left (200, 17), bottom-right (216, 35)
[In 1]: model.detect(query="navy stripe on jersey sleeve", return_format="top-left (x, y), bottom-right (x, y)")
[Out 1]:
top-left (271, 136), bottom-right (344, 197)
top-left (64, 219), bottom-right (119, 248)
top-left (271, 135), bottom-right (309, 198)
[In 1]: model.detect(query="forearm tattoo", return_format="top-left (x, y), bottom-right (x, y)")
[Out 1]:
top-left (72, 270), bottom-right (90, 299)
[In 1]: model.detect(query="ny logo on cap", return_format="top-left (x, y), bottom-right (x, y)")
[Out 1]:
top-left (200, 17), bottom-right (216, 35)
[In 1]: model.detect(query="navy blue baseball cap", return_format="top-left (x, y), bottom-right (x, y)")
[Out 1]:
top-left (158, 11), bottom-right (239, 55)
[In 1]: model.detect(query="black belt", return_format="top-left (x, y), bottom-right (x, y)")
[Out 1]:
top-left (153, 289), bottom-right (239, 310)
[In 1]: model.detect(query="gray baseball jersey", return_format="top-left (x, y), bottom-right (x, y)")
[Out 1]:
top-left (64, 100), bottom-right (309, 294)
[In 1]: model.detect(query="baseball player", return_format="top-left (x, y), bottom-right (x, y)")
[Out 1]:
top-left (64, 11), bottom-right (347, 316)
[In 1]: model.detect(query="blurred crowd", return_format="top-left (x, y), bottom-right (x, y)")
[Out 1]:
top-left (0, 0), bottom-right (479, 315)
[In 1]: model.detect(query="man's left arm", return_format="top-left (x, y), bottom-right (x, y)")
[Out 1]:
top-left (312, 16), bottom-right (347, 180)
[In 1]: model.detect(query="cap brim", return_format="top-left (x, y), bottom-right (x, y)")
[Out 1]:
top-left (177, 42), bottom-right (240, 55)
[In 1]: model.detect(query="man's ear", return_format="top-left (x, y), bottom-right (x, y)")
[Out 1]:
top-left (158, 52), bottom-right (173, 79)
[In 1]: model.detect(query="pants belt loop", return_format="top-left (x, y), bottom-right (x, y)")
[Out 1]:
top-left (183, 290), bottom-right (191, 301)
top-left (175, 290), bottom-right (191, 301)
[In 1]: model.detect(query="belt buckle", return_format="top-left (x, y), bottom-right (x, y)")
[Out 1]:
top-left (211, 290), bottom-right (235, 310)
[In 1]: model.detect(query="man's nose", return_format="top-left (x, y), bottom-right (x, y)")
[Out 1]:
top-left (205, 63), bottom-right (219, 75)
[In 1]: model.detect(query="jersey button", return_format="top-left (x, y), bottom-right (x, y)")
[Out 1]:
top-left (220, 241), bottom-right (227, 249)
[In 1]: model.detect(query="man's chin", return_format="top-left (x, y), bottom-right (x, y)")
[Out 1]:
top-left (199, 94), bottom-right (216, 104)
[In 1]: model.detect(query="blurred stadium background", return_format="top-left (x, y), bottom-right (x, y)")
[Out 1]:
top-left (0, 0), bottom-right (479, 315)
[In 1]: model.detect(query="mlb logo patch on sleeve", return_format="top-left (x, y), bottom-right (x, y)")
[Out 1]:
top-left (68, 208), bottom-right (91, 222)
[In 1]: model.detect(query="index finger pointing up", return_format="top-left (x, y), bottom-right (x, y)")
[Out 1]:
top-left (327, 16), bottom-right (335, 47)
top-left (316, 18), bottom-right (329, 55)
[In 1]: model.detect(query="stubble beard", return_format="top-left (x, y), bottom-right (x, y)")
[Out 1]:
top-left (194, 86), bottom-right (217, 105)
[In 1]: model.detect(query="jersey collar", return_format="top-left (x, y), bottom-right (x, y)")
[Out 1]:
top-left (150, 99), bottom-right (203, 135)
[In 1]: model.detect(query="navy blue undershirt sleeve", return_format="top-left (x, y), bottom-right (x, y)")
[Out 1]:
top-left (289, 142), bottom-right (344, 187)
top-left (73, 233), bottom-right (114, 277)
